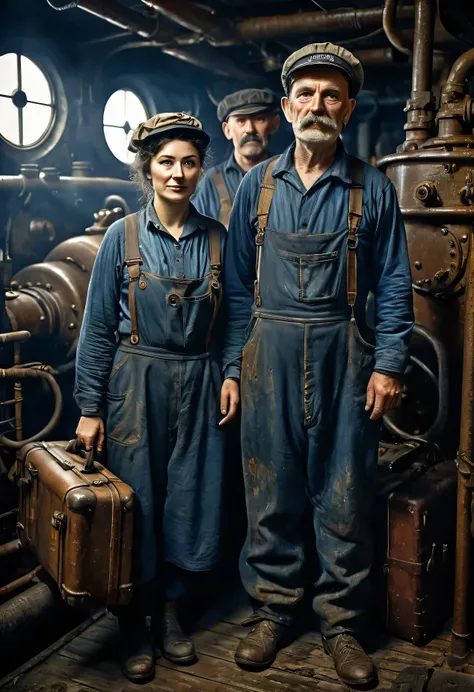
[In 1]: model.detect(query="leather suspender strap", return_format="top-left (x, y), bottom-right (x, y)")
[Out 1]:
top-left (254, 156), bottom-right (280, 307)
top-left (124, 214), bottom-right (143, 345)
top-left (206, 223), bottom-right (222, 345)
top-left (213, 171), bottom-right (233, 228)
top-left (346, 158), bottom-right (364, 312)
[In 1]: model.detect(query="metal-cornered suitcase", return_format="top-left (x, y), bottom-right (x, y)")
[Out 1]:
top-left (374, 458), bottom-right (457, 645)
top-left (17, 441), bottom-right (134, 608)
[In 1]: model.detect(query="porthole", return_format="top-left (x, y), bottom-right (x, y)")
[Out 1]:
top-left (103, 89), bottom-right (148, 164)
top-left (0, 53), bottom-right (55, 148)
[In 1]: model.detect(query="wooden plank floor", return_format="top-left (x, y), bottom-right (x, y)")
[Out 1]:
top-left (1, 589), bottom-right (451, 692)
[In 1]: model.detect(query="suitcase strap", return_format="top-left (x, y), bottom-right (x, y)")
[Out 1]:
top-left (385, 543), bottom-right (438, 575)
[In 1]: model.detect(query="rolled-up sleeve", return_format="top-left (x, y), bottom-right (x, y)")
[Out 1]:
top-left (222, 174), bottom-right (256, 380)
top-left (74, 222), bottom-right (122, 416)
top-left (371, 182), bottom-right (414, 376)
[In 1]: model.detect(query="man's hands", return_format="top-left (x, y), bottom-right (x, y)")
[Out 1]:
top-left (76, 416), bottom-right (105, 452)
top-left (365, 372), bottom-right (402, 421)
top-left (219, 378), bottom-right (240, 426)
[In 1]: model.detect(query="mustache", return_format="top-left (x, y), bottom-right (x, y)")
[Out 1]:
top-left (239, 133), bottom-right (263, 146)
top-left (297, 113), bottom-right (338, 131)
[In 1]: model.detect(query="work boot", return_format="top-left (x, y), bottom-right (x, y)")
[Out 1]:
top-left (235, 616), bottom-right (286, 670)
top-left (323, 633), bottom-right (377, 688)
top-left (158, 600), bottom-right (196, 665)
top-left (119, 619), bottom-right (155, 684)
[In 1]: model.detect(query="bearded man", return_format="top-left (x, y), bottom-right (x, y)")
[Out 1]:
top-left (193, 88), bottom-right (280, 227)
top-left (219, 43), bottom-right (414, 687)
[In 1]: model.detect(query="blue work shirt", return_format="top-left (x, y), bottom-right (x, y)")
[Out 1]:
top-left (74, 200), bottom-right (227, 417)
top-left (193, 151), bottom-right (244, 219)
top-left (222, 139), bottom-right (414, 380)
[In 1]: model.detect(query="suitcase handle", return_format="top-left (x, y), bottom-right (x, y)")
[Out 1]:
top-left (66, 439), bottom-right (97, 473)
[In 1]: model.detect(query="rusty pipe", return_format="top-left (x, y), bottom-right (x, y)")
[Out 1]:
top-left (0, 368), bottom-right (63, 449)
top-left (446, 48), bottom-right (474, 88)
top-left (141, 0), bottom-right (234, 44)
top-left (235, 5), bottom-right (414, 42)
top-left (161, 43), bottom-right (252, 80)
top-left (0, 539), bottom-right (22, 558)
top-left (0, 581), bottom-right (61, 645)
top-left (0, 567), bottom-right (43, 599)
top-left (450, 237), bottom-right (474, 664)
top-left (46, 0), bottom-right (159, 38)
top-left (383, 0), bottom-right (412, 56)
top-left (411, 0), bottom-right (436, 95)
top-left (0, 331), bottom-right (31, 345)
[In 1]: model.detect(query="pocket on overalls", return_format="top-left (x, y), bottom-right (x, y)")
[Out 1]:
top-left (106, 391), bottom-right (143, 446)
top-left (277, 249), bottom-right (341, 303)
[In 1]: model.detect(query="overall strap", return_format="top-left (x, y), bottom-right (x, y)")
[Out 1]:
top-left (213, 171), bottom-right (233, 229)
top-left (206, 221), bottom-right (223, 345)
top-left (254, 156), bottom-right (280, 307)
top-left (124, 214), bottom-right (143, 345)
top-left (346, 157), bottom-right (365, 312)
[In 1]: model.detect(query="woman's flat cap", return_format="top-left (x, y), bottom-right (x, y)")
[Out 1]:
top-left (128, 112), bottom-right (210, 153)
top-left (281, 42), bottom-right (364, 97)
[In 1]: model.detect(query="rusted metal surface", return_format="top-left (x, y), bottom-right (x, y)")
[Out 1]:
top-left (0, 539), bottom-right (22, 558)
top-left (383, 0), bottom-right (412, 56)
top-left (0, 567), bottom-right (43, 599)
top-left (0, 581), bottom-right (61, 642)
top-left (141, 0), bottom-right (235, 44)
top-left (47, 0), bottom-right (159, 38)
top-left (236, 5), bottom-right (414, 41)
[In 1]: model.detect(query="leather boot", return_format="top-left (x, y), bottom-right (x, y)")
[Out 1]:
top-left (119, 618), bottom-right (155, 684)
top-left (323, 633), bottom-right (377, 688)
top-left (159, 600), bottom-right (196, 665)
top-left (235, 617), bottom-right (286, 670)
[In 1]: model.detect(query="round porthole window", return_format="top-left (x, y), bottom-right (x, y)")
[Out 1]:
top-left (0, 53), bottom-right (55, 148)
top-left (103, 89), bottom-right (148, 165)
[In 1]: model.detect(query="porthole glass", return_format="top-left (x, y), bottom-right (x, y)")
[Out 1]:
top-left (0, 53), bottom-right (55, 147)
top-left (103, 89), bottom-right (148, 164)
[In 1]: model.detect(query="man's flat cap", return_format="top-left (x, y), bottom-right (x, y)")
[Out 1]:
top-left (281, 42), bottom-right (364, 97)
top-left (128, 112), bottom-right (210, 153)
top-left (217, 88), bottom-right (279, 123)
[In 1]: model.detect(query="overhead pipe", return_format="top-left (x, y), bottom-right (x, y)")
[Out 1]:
top-left (141, 0), bottom-right (235, 45)
top-left (234, 5), bottom-right (414, 43)
top-left (46, 0), bottom-right (160, 38)
top-left (0, 539), bottom-right (22, 558)
top-left (0, 581), bottom-right (62, 646)
top-left (162, 43), bottom-right (252, 80)
top-left (383, 0), bottom-right (412, 56)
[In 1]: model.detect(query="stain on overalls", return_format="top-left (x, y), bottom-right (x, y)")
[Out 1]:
top-left (239, 157), bottom-right (380, 637)
top-left (106, 214), bottom-right (225, 584)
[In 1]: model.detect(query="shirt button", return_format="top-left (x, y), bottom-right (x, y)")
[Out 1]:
top-left (177, 272), bottom-right (185, 278)
top-left (175, 244), bottom-right (180, 250)
top-left (301, 221), bottom-right (308, 229)
top-left (176, 258), bottom-right (181, 262)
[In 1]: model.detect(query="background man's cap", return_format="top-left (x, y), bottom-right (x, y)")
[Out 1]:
top-left (217, 88), bottom-right (280, 123)
top-left (281, 42), bottom-right (364, 97)
top-left (128, 112), bottom-right (210, 153)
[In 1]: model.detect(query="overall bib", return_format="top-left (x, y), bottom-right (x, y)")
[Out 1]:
top-left (106, 214), bottom-right (225, 584)
top-left (240, 158), bottom-right (380, 637)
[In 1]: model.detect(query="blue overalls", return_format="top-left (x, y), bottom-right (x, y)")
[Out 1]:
top-left (193, 152), bottom-right (245, 226)
top-left (75, 207), bottom-right (226, 588)
top-left (238, 156), bottom-right (386, 637)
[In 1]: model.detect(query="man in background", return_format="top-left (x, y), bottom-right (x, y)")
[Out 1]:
top-left (193, 88), bottom-right (280, 226)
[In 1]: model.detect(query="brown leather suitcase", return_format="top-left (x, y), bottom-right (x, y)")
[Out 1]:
top-left (373, 455), bottom-right (457, 645)
top-left (16, 440), bottom-right (134, 608)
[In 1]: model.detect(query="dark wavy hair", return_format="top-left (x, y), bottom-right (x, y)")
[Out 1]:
top-left (130, 134), bottom-right (211, 205)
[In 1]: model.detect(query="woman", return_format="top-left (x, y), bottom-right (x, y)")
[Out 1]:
top-left (74, 113), bottom-right (229, 684)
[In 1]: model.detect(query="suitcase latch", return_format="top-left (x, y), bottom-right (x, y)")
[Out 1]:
top-left (51, 510), bottom-right (67, 530)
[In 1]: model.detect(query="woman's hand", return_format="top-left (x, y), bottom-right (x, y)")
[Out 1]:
top-left (219, 379), bottom-right (240, 426)
top-left (76, 416), bottom-right (105, 452)
top-left (365, 372), bottom-right (402, 421)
